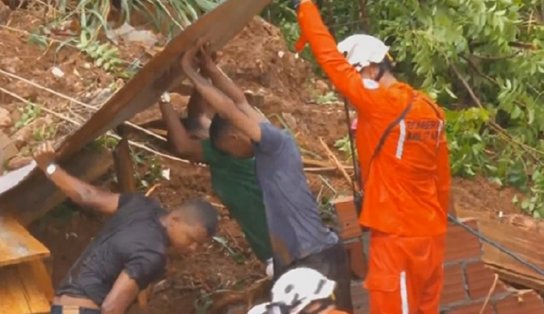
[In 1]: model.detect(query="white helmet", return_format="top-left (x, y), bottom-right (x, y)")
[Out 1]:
top-left (247, 267), bottom-right (337, 314)
top-left (337, 34), bottom-right (390, 72)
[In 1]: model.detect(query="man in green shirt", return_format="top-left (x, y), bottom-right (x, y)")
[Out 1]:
top-left (158, 88), bottom-right (273, 272)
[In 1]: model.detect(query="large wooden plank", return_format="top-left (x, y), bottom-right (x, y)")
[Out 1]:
top-left (478, 216), bottom-right (544, 291)
top-left (23, 259), bottom-right (54, 303)
top-left (0, 262), bottom-right (51, 314)
top-left (56, 0), bottom-right (271, 161)
top-left (18, 260), bottom-right (53, 313)
top-left (0, 215), bottom-right (50, 267)
top-left (0, 264), bottom-right (32, 314)
top-left (0, 147), bottom-right (113, 226)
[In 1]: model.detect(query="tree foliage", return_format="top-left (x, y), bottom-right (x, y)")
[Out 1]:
top-left (268, 0), bottom-right (544, 217)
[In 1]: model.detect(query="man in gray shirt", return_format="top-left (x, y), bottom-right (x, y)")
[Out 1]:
top-left (179, 42), bottom-right (353, 312)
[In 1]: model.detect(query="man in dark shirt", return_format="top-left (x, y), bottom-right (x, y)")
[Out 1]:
top-left (179, 43), bottom-right (353, 312)
top-left (33, 141), bottom-right (218, 314)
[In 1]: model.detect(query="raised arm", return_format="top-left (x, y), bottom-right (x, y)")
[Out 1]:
top-left (181, 44), bottom-right (263, 142)
top-left (33, 141), bottom-right (119, 215)
top-left (199, 47), bottom-right (266, 123)
top-left (185, 87), bottom-right (214, 131)
top-left (296, 0), bottom-right (373, 115)
top-left (158, 93), bottom-right (204, 162)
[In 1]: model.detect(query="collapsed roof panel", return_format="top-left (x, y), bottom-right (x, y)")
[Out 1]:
top-left (0, 0), bottom-right (271, 218)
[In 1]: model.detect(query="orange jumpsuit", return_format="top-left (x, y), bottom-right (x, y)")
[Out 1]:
top-left (297, 2), bottom-right (452, 313)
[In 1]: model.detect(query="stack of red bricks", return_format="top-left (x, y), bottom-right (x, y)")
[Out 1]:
top-left (350, 219), bottom-right (544, 314)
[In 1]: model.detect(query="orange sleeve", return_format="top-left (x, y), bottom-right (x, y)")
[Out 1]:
top-left (297, 1), bottom-right (373, 117)
top-left (436, 129), bottom-right (452, 214)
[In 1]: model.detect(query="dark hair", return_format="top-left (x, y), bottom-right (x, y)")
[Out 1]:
top-left (374, 57), bottom-right (394, 81)
top-left (180, 117), bottom-right (202, 133)
top-left (179, 198), bottom-right (219, 237)
top-left (209, 114), bottom-right (233, 147)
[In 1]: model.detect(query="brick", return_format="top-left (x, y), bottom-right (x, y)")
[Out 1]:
top-left (441, 264), bottom-right (468, 306)
top-left (465, 261), bottom-right (505, 299)
top-left (445, 220), bottom-right (482, 262)
top-left (495, 291), bottom-right (544, 314)
top-left (350, 280), bottom-right (369, 314)
top-left (447, 300), bottom-right (495, 314)
top-left (332, 196), bottom-right (362, 240)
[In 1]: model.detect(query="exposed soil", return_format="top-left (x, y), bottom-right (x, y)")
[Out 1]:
top-left (0, 2), bottom-right (529, 314)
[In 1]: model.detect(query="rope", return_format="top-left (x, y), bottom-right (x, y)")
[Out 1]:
top-left (448, 214), bottom-right (544, 277)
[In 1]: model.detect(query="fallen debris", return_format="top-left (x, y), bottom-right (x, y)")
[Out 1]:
top-left (478, 214), bottom-right (544, 292)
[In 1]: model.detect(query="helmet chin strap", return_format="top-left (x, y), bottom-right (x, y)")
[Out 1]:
top-left (374, 62), bottom-right (387, 82)
top-left (299, 298), bottom-right (335, 314)
top-left (265, 297), bottom-right (334, 314)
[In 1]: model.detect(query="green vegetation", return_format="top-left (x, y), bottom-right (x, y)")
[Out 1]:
top-left (28, 0), bottom-right (223, 76)
top-left (267, 0), bottom-right (544, 217)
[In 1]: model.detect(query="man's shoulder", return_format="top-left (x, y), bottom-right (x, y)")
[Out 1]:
top-left (202, 138), bottom-right (255, 169)
top-left (257, 122), bottom-right (291, 143)
top-left (117, 193), bottom-right (161, 211)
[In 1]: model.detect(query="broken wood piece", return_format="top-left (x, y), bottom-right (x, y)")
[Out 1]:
top-left (478, 217), bottom-right (544, 292)
top-left (0, 260), bottom-right (52, 314)
top-left (0, 215), bottom-right (50, 267)
top-left (145, 183), bottom-right (161, 197)
top-left (319, 137), bottom-right (353, 186)
top-left (56, 0), bottom-right (273, 161)
top-left (113, 126), bottom-right (137, 193)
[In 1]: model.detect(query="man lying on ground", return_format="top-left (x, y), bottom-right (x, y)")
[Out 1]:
top-left (248, 267), bottom-right (348, 314)
top-left (179, 42), bottom-right (353, 312)
top-left (33, 141), bottom-right (218, 314)
top-left (158, 84), bottom-right (273, 275)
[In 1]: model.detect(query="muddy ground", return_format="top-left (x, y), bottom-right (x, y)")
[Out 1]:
top-left (0, 3), bottom-right (526, 314)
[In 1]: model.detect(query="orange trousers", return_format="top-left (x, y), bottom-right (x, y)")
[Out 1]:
top-left (363, 231), bottom-right (445, 314)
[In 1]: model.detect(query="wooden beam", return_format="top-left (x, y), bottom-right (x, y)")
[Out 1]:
top-left (0, 0), bottom-right (272, 217)
top-left (56, 0), bottom-right (272, 161)
top-left (0, 261), bottom-right (51, 314)
top-left (0, 215), bottom-right (50, 267)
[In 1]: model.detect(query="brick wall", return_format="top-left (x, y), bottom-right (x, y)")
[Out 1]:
top-left (350, 219), bottom-right (544, 314)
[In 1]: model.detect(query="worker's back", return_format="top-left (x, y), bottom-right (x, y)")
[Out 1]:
top-left (355, 82), bottom-right (449, 237)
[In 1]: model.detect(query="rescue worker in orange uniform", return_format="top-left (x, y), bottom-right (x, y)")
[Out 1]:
top-left (293, 0), bottom-right (455, 313)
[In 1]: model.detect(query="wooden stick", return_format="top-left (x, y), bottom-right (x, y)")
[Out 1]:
top-left (0, 68), bottom-right (168, 144)
top-left (145, 183), bottom-right (161, 197)
top-left (211, 202), bottom-right (226, 209)
top-left (479, 274), bottom-right (498, 314)
top-left (0, 86), bottom-right (198, 166)
top-left (318, 137), bottom-right (353, 186)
